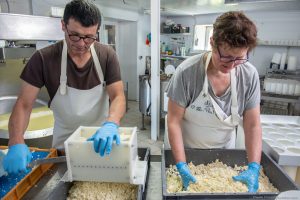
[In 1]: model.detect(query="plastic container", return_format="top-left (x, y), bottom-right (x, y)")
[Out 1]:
top-left (270, 79), bottom-right (277, 93)
top-left (282, 80), bottom-right (289, 95)
top-left (295, 82), bottom-right (300, 96)
top-left (0, 146), bottom-right (57, 200)
top-left (275, 81), bottom-right (283, 94)
top-left (264, 78), bottom-right (271, 92)
top-left (288, 56), bottom-right (297, 71)
top-left (280, 53), bottom-right (287, 70)
top-left (64, 126), bottom-right (147, 185)
top-left (288, 80), bottom-right (296, 95)
top-left (162, 149), bottom-right (299, 199)
top-left (271, 52), bottom-right (281, 69)
top-left (21, 148), bottom-right (151, 200)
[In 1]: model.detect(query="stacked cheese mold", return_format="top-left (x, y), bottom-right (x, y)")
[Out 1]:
top-left (261, 115), bottom-right (300, 183)
top-left (64, 127), bottom-right (149, 200)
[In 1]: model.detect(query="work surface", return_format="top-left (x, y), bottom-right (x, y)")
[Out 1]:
top-left (22, 161), bottom-right (162, 200)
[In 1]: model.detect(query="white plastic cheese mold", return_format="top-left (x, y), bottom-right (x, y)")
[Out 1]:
top-left (261, 115), bottom-right (300, 166)
top-left (64, 126), bottom-right (147, 185)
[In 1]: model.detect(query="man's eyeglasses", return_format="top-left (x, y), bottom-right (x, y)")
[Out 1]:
top-left (217, 46), bottom-right (248, 65)
top-left (66, 27), bottom-right (97, 43)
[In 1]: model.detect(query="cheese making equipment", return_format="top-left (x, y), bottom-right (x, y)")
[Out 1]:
top-left (139, 75), bottom-right (151, 117)
top-left (162, 149), bottom-right (299, 199)
top-left (139, 74), bottom-right (170, 129)
top-left (139, 75), bottom-right (151, 130)
top-left (0, 13), bottom-right (63, 148)
top-left (0, 96), bottom-right (54, 148)
top-left (20, 148), bottom-right (150, 200)
top-left (63, 126), bottom-right (148, 186)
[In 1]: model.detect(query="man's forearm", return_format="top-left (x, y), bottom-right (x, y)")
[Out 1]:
top-left (8, 102), bottom-right (32, 146)
top-left (106, 94), bottom-right (126, 125)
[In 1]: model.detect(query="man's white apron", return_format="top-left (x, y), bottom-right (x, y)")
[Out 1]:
top-left (50, 41), bottom-right (109, 149)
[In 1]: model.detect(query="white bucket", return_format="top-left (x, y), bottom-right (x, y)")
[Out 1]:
top-left (288, 56), bottom-right (297, 71)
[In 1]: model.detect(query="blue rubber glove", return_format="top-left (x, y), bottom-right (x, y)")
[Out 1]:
top-left (87, 121), bottom-right (120, 157)
top-left (176, 162), bottom-right (197, 189)
top-left (3, 144), bottom-right (32, 174)
top-left (233, 162), bottom-right (260, 192)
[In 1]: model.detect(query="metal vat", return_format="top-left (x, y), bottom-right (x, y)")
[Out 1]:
top-left (0, 96), bottom-right (47, 115)
top-left (0, 96), bottom-right (53, 148)
top-left (139, 75), bottom-right (151, 116)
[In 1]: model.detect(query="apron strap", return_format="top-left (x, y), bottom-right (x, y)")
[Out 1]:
top-left (203, 52), bottom-right (212, 96)
top-left (60, 40), bottom-right (68, 95)
top-left (204, 51), bottom-right (239, 126)
top-left (230, 69), bottom-right (239, 125)
top-left (59, 41), bottom-right (105, 96)
top-left (90, 43), bottom-right (105, 85)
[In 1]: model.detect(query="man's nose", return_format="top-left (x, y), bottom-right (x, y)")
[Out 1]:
top-left (77, 38), bottom-right (86, 46)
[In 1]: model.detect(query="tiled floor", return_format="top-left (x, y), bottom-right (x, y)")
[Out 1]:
top-left (120, 100), bottom-right (164, 155)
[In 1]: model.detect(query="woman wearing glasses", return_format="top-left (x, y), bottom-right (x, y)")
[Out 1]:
top-left (166, 11), bottom-right (262, 192)
top-left (3, 0), bottom-right (125, 174)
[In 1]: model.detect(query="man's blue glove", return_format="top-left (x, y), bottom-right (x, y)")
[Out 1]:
top-left (87, 121), bottom-right (120, 157)
top-left (3, 144), bottom-right (32, 174)
top-left (233, 162), bottom-right (260, 192)
top-left (176, 162), bottom-right (197, 189)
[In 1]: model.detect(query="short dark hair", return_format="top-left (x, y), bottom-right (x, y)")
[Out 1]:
top-left (212, 11), bottom-right (257, 51)
top-left (63, 0), bottom-right (101, 28)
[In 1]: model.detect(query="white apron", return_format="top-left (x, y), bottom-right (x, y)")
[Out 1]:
top-left (181, 52), bottom-right (242, 149)
top-left (50, 40), bottom-right (109, 149)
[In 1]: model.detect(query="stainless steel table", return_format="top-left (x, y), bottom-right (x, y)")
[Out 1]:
top-left (22, 161), bottom-right (162, 200)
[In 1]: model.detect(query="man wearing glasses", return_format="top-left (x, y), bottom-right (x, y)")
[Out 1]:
top-left (166, 11), bottom-right (262, 192)
top-left (3, 0), bottom-right (125, 174)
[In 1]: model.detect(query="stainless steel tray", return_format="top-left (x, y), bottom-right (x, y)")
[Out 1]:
top-left (22, 148), bottom-right (150, 200)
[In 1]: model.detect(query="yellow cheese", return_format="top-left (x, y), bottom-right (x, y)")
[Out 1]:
top-left (0, 106), bottom-right (54, 131)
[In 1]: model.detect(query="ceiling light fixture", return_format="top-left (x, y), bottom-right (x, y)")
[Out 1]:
top-left (225, 0), bottom-right (297, 4)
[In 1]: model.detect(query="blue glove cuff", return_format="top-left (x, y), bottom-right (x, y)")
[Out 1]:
top-left (102, 121), bottom-right (119, 128)
top-left (176, 162), bottom-right (187, 169)
top-left (248, 162), bottom-right (260, 171)
top-left (9, 143), bottom-right (28, 150)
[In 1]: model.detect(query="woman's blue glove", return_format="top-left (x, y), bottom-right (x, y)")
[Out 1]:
top-left (233, 162), bottom-right (260, 192)
top-left (176, 162), bottom-right (197, 189)
top-left (87, 121), bottom-right (120, 157)
top-left (3, 144), bottom-right (32, 174)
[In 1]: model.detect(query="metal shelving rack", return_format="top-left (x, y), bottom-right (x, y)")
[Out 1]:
top-left (261, 69), bottom-right (300, 115)
top-left (257, 39), bottom-right (300, 47)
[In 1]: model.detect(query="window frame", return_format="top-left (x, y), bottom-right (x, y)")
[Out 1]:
top-left (193, 24), bottom-right (213, 52)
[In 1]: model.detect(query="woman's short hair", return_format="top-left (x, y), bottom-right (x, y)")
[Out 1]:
top-left (213, 11), bottom-right (257, 51)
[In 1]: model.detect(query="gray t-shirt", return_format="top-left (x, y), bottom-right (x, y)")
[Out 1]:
top-left (166, 52), bottom-right (260, 116)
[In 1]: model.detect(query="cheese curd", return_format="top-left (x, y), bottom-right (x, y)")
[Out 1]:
top-left (67, 182), bottom-right (137, 200)
top-left (166, 160), bottom-right (278, 193)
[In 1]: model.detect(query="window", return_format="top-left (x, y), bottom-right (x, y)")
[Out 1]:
top-left (104, 24), bottom-right (116, 51)
top-left (193, 25), bottom-right (213, 51)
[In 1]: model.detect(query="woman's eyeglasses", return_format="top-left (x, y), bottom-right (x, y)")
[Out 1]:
top-left (217, 46), bottom-right (248, 65)
top-left (66, 27), bottom-right (97, 43)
